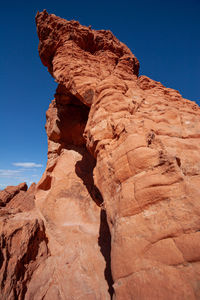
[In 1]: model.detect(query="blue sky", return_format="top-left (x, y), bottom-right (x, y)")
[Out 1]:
top-left (0, 0), bottom-right (200, 189)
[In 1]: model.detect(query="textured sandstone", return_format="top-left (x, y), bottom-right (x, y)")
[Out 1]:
top-left (0, 182), bottom-right (27, 207)
top-left (0, 183), bottom-right (49, 300)
top-left (1, 9), bottom-right (200, 300)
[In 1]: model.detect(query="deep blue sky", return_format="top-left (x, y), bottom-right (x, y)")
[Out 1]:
top-left (0, 0), bottom-right (199, 188)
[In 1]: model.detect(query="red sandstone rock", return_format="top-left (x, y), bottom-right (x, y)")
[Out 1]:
top-left (1, 10), bottom-right (200, 300)
top-left (0, 182), bottom-right (49, 300)
top-left (0, 182), bottom-right (27, 207)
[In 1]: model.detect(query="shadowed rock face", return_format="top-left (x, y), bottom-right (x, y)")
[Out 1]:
top-left (1, 9), bottom-right (200, 300)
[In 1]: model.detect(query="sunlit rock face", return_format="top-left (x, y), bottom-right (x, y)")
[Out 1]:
top-left (1, 9), bottom-right (200, 300)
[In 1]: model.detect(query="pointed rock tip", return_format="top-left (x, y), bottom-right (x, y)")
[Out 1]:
top-left (35, 9), bottom-right (49, 21)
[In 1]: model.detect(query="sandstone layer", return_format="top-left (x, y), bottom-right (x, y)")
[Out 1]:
top-left (1, 10), bottom-right (200, 299)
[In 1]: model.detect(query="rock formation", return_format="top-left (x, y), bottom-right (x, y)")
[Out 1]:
top-left (1, 9), bottom-right (200, 299)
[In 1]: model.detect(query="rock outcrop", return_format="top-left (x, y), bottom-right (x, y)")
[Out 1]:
top-left (0, 182), bottom-right (49, 300)
top-left (1, 9), bottom-right (200, 299)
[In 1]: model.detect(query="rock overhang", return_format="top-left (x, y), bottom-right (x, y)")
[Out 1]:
top-left (36, 10), bottom-right (140, 109)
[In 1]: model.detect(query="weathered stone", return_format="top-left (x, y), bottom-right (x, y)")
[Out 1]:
top-left (0, 182), bottom-right (27, 207)
top-left (1, 10), bottom-right (200, 299)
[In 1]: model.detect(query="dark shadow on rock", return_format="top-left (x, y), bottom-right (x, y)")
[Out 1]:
top-left (75, 146), bottom-right (103, 206)
top-left (74, 145), bottom-right (114, 297)
top-left (99, 210), bottom-right (114, 298)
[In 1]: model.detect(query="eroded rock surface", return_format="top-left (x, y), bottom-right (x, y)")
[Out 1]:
top-left (1, 9), bottom-right (200, 300)
top-left (0, 183), bottom-right (49, 300)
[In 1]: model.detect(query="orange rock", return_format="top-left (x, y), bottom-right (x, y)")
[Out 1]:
top-left (0, 182), bottom-right (27, 207)
top-left (1, 9), bottom-right (200, 299)
top-left (0, 183), bottom-right (49, 300)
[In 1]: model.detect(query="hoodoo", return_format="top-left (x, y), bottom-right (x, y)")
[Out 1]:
top-left (1, 10), bottom-right (200, 300)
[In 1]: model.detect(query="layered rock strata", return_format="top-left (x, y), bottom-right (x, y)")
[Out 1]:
top-left (1, 9), bottom-right (200, 299)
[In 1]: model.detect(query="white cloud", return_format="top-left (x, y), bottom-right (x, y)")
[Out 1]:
top-left (12, 162), bottom-right (43, 168)
top-left (0, 183), bottom-right (7, 188)
top-left (0, 169), bottom-right (22, 177)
